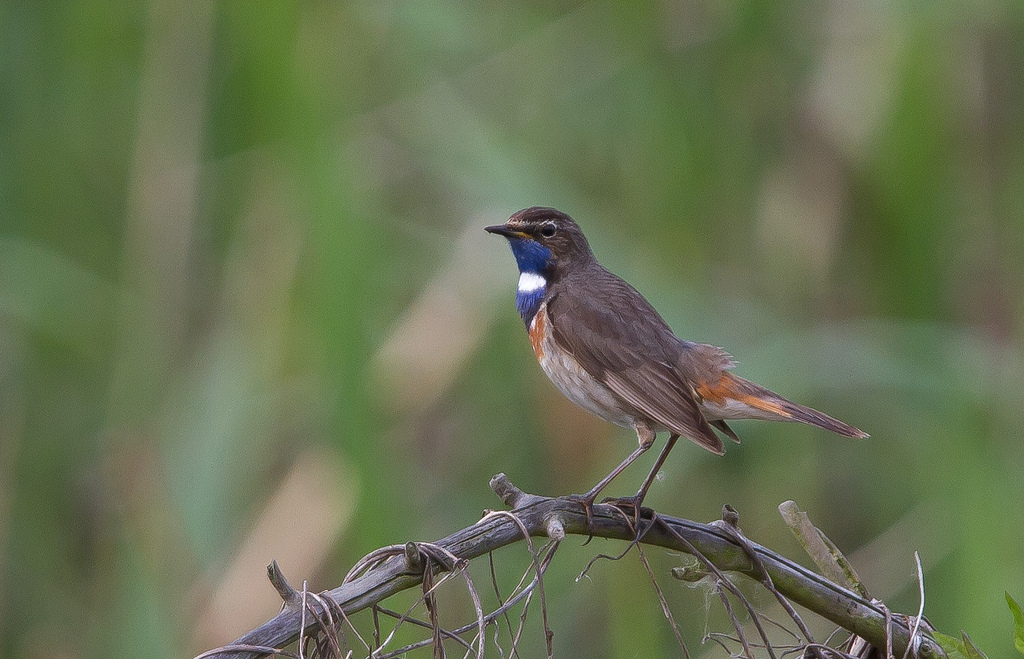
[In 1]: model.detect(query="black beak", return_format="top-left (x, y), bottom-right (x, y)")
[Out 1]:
top-left (484, 224), bottom-right (524, 239)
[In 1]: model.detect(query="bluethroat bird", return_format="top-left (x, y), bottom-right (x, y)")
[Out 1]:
top-left (486, 207), bottom-right (867, 518)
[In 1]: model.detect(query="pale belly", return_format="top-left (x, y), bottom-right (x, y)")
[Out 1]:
top-left (529, 304), bottom-right (637, 429)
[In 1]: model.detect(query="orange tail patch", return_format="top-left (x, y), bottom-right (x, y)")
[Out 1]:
top-left (696, 374), bottom-right (793, 419)
top-left (739, 394), bottom-right (791, 418)
top-left (697, 373), bottom-right (867, 438)
top-left (693, 374), bottom-right (731, 404)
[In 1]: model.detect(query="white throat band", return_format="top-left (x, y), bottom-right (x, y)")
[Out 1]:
top-left (518, 271), bottom-right (546, 293)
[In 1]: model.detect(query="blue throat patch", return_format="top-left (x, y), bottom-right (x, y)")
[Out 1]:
top-left (507, 237), bottom-right (552, 273)
top-left (506, 238), bottom-right (551, 326)
top-left (516, 286), bottom-right (545, 326)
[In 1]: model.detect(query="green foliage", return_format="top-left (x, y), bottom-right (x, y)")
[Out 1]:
top-left (962, 632), bottom-right (991, 659)
top-left (1008, 592), bottom-right (1024, 655)
top-left (934, 631), bottom-right (967, 659)
top-left (934, 631), bottom-right (990, 659)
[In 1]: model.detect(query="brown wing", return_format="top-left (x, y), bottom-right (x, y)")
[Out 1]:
top-left (547, 267), bottom-right (724, 454)
top-left (710, 419), bottom-right (741, 443)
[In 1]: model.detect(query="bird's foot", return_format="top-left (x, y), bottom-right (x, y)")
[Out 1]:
top-left (564, 493), bottom-right (599, 544)
top-left (599, 495), bottom-right (651, 537)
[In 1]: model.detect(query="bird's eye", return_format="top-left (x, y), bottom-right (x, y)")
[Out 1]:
top-left (539, 225), bottom-right (556, 238)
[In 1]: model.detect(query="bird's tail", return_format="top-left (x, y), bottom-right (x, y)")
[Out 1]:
top-left (772, 397), bottom-right (869, 438)
top-left (725, 375), bottom-right (868, 438)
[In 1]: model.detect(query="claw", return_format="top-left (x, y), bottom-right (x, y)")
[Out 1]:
top-left (564, 494), bottom-right (598, 544)
top-left (599, 496), bottom-right (641, 531)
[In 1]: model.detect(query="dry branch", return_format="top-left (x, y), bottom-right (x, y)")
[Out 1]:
top-left (199, 474), bottom-right (946, 659)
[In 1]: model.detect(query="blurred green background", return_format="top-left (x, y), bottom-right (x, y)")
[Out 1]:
top-left (3, 0), bottom-right (1024, 657)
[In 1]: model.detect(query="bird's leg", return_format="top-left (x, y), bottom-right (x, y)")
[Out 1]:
top-left (567, 425), bottom-right (656, 541)
top-left (632, 432), bottom-right (679, 505)
top-left (602, 433), bottom-right (680, 530)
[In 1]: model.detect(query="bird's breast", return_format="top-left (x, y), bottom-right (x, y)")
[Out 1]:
top-left (529, 304), bottom-right (635, 429)
top-left (527, 303), bottom-right (548, 360)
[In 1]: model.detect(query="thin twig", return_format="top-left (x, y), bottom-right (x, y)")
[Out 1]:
top-left (373, 569), bottom-right (462, 656)
top-left (715, 510), bottom-right (822, 658)
top-left (799, 643), bottom-right (860, 659)
top-left (311, 591), bottom-right (362, 658)
top-left (299, 581), bottom-right (308, 659)
top-left (488, 552), bottom-right (517, 659)
top-left (344, 545), bottom-right (408, 584)
top-left (901, 552), bottom-right (925, 659)
top-left (371, 607), bottom-right (477, 653)
top-left (193, 645), bottom-right (299, 659)
top-left (760, 611), bottom-right (806, 644)
top-left (306, 595), bottom-right (338, 659)
top-left (453, 557), bottom-right (485, 659)
top-left (716, 585), bottom-right (755, 659)
top-left (575, 504), bottom-right (645, 580)
top-left (481, 510), bottom-right (555, 659)
top-left (635, 542), bottom-right (690, 659)
top-left (654, 513), bottom-right (778, 659)
top-left (372, 543), bottom-right (560, 659)
top-left (371, 606), bottom-right (381, 653)
top-left (884, 602), bottom-right (894, 659)
top-left (703, 631), bottom-right (734, 655)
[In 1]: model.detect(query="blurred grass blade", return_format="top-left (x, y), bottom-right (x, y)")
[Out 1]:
top-left (0, 238), bottom-right (114, 354)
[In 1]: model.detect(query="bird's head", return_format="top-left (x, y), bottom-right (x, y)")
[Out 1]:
top-left (484, 207), bottom-right (593, 276)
